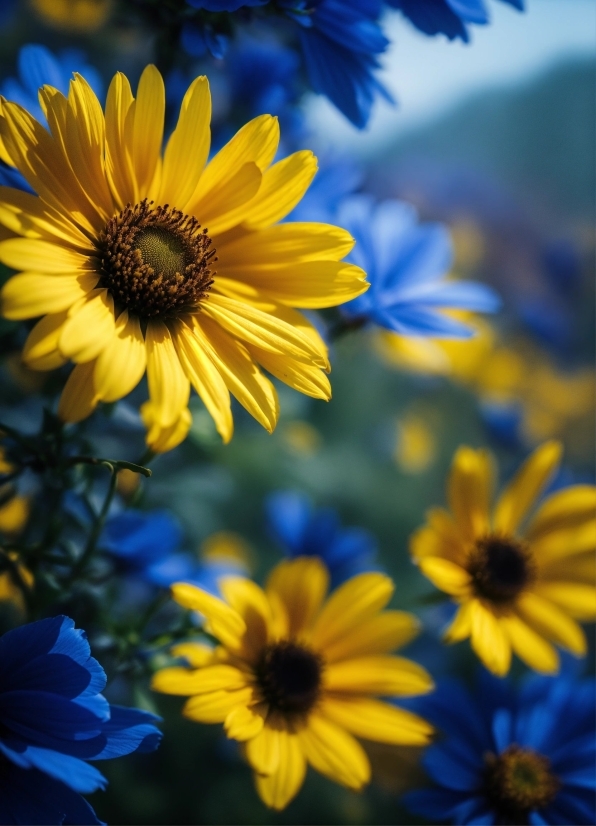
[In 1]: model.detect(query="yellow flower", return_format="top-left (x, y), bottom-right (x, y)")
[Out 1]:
top-left (152, 557), bottom-right (432, 810)
top-left (0, 67), bottom-right (368, 451)
top-left (411, 441), bottom-right (596, 676)
top-left (29, 0), bottom-right (111, 32)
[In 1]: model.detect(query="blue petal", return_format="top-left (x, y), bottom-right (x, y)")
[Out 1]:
top-left (0, 617), bottom-right (63, 683)
top-left (453, 796), bottom-right (495, 825)
top-left (92, 705), bottom-right (162, 759)
top-left (402, 787), bottom-right (469, 819)
top-left (0, 690), bottom-right (105, 746)
top-left (102, 510), bottom-right (183, 565)
top-left (379, 223), bottom-right (453, 296)
top-left (446, 0), bottom-right (489, 24)
top-left (375, 305), bottom-right (476, 338)
top-left (401, 280), bottom-right (501, 312)
top-left (423, 742), bottom-right (483, 791)
top-left (1, 653), bottom-right (91, 698)
top-left (492, 708), bottom-right (513, 752)
top-left (0, 742), bottom-right (107, 794)
top-left (18, 44), bottom-right (67, 97)
top-left (265, 491), bottom-right (312, 555)
top-left (389, 0), bottom-right (470, 41)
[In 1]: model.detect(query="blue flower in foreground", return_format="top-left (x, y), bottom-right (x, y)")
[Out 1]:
top-left (265, 490), bottom-right (379, 586)
top-left (387, 0), bottom-right (524, 42)
top-left (0, 616), bottom-right (161, 825)
top-left (404, 670), bottom-right (595, 825)
top-left (338, 195), bottom-right (500, 338)
top-left (101, 510), bottom-right (247, 593)
top-left (297, 0), bottom-right (393, 128)
top-left (0, 44), bottom-right (103, 191)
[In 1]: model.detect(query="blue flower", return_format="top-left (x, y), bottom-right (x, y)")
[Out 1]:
top-left (404, 670), bottom-right (596, 825)
top-left (0, 44), bottom-right (103, 191)
top-left (0, 616), bottom-right (161, 825)
top-left (297, 0), bottom-right (393, 128)
top-left (186, 0), bottom-right (268, 9)
top-left (265, 490), bottom-right (379, 586)
top-left (180, 21), bottom-right (229, 59)
top-left (101, 510), bottom-right (247, 593)
top-left (338, 195), bottom-right (500, 338)
top-left (387, 0), bottom-right (524, 43)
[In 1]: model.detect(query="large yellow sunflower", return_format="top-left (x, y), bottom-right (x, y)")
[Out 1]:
top-left (152, 557), bottom-right (433, 810)
top-left (411, 440), bottom-right (596, 676)
top-left (0, 67), bottom-right (368, 450)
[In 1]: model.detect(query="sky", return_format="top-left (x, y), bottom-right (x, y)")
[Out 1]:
top-left (306, 0), bottom-right (596, 157)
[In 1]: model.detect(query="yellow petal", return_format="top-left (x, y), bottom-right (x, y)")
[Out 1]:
top-left (59, 289), bottom-right (116, 363)
top-left (151, 664), bottom-right (247, 695)
top-left (170, 642), bottom-right (216, 667)
top-left (410, 507), bottom-right (464, 564)
top-left (1, 272), bottom-right (97, 320)
top-left (23, 311), bottom-right (68, 370)
top-left (533, 582), bottom-right (596, 621)
top-left (494, 441), bottom-right (563, 535)
top-left (183, 687), bottom-right (254, 723)
top-left (195, 162), bottom-right (262, 236)
top-left (145, 320), bottom-right (190, 428)
top-left (242, 150), bottom-right (317, 230)
top-left (170, 582), bottom-right (246, 651)
top-left (94, 311), bottom-right (146, 402)
top-left (216, 222), bottom-right (355, 267)
top-left (131, 65), bottom-right (164, 195)
top-left (204, 294), bottom-right (326, 366)
top-left (58, 360), bottom-right (99, 423)
top-left (249, 345), bottom-right (331, 401)
top-left (105, 71), bottom-right (135, 207)
top-left (218, 576), bottom-right (271, 661)
top-left (311, 573), bottom-right (394, 651)
top-left (418, 557), bottom-right (472, 597)
top-left (324, 656), bottom-right (434, 696)
top-left (160, 75), bottom-right (211, 211)
top-left (0, 238), bottom-right (93, 273)
top-left (526, 485), bottom-right (596, 541)
top-left (195, 316), bottom-right (279, 433)
top-left (224, 703), bottom-right (265, 742)
top-left (171, 318), bottom-right (233, 444)
top-left (323, 611), bottom-right (420, 663)
top-left (254, 732), bottom-right (306, 811)
top-left (500, 613), bottom-right (559, 674)
top-left (321, 697), bottom-right (433, 746)
top-left (470, 600), bottom-right (511, 676)
top-left (141, 403), bottom-right (192, 454)
top-left (299, 714), bottom-right (370, 791)
top-left (191, 114), bottom-right (278, 203)
top-left (0, 185), bottom-right (92, 248)
top-left (443, 601), bottom-right (474, 643)
top-left (265, 557), bottom-right (329, 640)
top-left (447, 446), bottom-right (493, 540)
top-left (245, 724), bottom-right (281, 776)
top-left (516, 591), bottom-right (587, 656)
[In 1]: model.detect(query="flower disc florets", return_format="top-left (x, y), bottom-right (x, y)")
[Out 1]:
top-left (467, 534), bottom-right (535, 604)
top-left (99, 199), bottom-right (216, 318)
top-left (255, 640), bottom-right (323, 716)
top-left (484, 745), bottom-right (560, 824)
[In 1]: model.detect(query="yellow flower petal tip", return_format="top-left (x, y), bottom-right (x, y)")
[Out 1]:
top-left (152, 558), bottom-right (431, 810)
top-left (0, 66), bottom-right (366, 450)
top-left (411, 441), bottom-right (596, 677)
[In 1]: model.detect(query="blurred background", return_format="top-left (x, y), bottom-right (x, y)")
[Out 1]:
top-left (0, 0), bottom-right (594, 822)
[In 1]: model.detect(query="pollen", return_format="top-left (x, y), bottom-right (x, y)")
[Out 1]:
top-left (467, 534), bottom-right (535, 604)
top-left (98, 199), bottom-right (216, 318)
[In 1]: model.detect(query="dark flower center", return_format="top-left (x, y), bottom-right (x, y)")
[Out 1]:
top-left (467, 534), bottom-right (534, 603)
top-left (484, 745), bottom-right (560, 824)
top-left (98, 199), bottom-right (216, 318)
top-left (256, 641), bottom-right (323, 716)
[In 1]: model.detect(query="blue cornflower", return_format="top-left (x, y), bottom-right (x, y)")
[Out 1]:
top-left (0, 615), bottom-right (161, 825)
top-left (404, 670), bottom-right (596, 825)
top-left (0, 44), bottom-right (103, 191)
top-left (297, 0), bottom-right (393, 128)
top-left (101, 510), bottom-right (247, 593)
top-left (265, 490), bottom-right (379, 586)
top-left (387, 0), bottom-right (524, 42)
top-left (338, 195), bottom-right (500, 338)
top-left (227, 38), bottom-right (301, 122)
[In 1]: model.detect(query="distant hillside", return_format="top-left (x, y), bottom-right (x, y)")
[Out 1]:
top-left (371, 58), bottom-right (595, 219)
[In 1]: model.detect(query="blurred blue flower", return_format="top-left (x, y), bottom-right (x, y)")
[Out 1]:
top-left (387, 0), bottom-right (524, 43)
top-left (288, 155), bottom-right (363, 222)
top-left (265, 490), bottom-right (379, 587)
top-left (338, 196), bottom-right (500, 338)
top-left (298, 0), bottom-right (393, 128)
top-left (0, 44), bottom-right (103, 191)
top-left (180, 21), bottom-right (229, 59)
top-left (0, 616), bottom-right (161, 825)
top-left (404, 670), bottom-right (596, 825)
top-left (101, 510), bottom-right (247, 593)
top-left (186, 0), bottom-right (268, 8)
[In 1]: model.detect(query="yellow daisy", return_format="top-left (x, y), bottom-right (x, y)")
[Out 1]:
top-left (0, 67), bottom-right (368, 450)
top-left (411, 440), bottom-right (596, 676)
top-left (152, 557), bottom-right (433, 810)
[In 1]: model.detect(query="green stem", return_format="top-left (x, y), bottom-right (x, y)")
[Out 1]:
top-left (71, 467), bottom-right (119, 580)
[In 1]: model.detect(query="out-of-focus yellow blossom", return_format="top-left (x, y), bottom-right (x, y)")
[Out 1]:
top-left (29, 0), bottom-right (111, 32)
top-left (201, 531), bottom-right (252, 572)
top-left (411, 441), bottom-right (596, 676)
top-left (0, 448), bottom-right (29, 536)
top-left (152, 558), bottom-right (432, 810)
top-left (394, 414), bottom-right (436, 475)
top-left (282, 420), bottom-right (322, 456)
top-left (450, 221), bottom-right (486, 272)
top-left (0, 552), bottom-right (33, 613)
